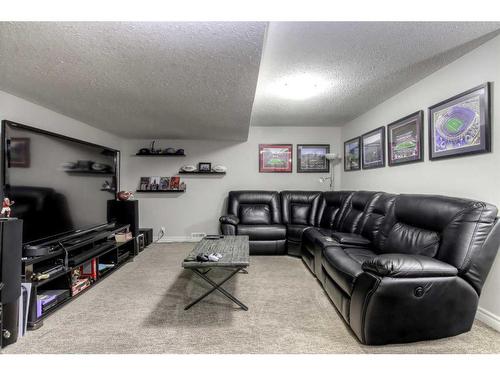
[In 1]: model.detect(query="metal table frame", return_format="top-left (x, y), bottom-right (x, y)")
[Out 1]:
top-left (184, 267), bottom-right (248, 311)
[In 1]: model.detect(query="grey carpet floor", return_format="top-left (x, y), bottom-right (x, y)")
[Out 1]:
top-left (4, 243), bottom-right (500, 354)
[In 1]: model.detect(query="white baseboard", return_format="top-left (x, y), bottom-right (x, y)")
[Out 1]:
top-left (154, 236), bottom-right (202, 243)
top-left (476, 307), bottom-right (500, 332)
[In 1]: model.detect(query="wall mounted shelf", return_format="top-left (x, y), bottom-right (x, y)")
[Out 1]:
top-left (178, 171), bottom-right (226, 175)
top-left (134, 153), bottom-right (186, 157)
top-left (136, 189), bottom-right (186, 193)
top-left (64, 169), bottom-right (115, 176)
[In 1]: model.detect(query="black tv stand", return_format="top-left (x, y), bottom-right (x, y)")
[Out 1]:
top-left (22, 223), bottom-right (136, 330)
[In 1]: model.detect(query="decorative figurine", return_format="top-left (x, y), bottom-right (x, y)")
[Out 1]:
top-left (117, 191), bottom-right (134, 201)
top-left (1, 197), bottom-right (15, 217)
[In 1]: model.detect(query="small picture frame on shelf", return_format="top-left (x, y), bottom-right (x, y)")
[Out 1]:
top-left (198, 162), bottom-right (211, 172)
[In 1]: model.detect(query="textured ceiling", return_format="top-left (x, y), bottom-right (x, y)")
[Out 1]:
top-left (1, 22), bottom-right (500, 140)
top-left (0, 22), bottom-right (266, 140)
top-left (251, 22), bottom-right (500, 127)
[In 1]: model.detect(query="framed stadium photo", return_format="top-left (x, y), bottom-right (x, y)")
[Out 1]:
top-left (344, 137), bottom-right (360, 171)
top-left (297, 144), bottom-right (330, 173)
top-left (259, 144), bottom-right (293, 173)
top-left (387, 110), bottom-right (424, 166)
top-left (361, 127), bottom-right (385, 169)
top-left (429, 83), bottom-right (491, 160)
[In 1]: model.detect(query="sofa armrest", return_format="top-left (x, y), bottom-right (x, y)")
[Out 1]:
top-left (219, 215), bottom-right (239, 226)
top-left (362, 254), bottom-right (458, 278)
top-left (329, 232), bottom-right (371, 246)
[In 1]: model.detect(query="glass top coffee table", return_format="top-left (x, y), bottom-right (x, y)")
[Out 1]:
top-left (182, 235), bottom-right (249, 311)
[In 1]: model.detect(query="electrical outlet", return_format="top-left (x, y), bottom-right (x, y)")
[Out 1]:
top-left (191, 232), bottom-right (206, 239)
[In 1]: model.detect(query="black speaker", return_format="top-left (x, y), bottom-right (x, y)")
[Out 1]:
top-left (0, 219), bottom-right (23, 347)
top-left (107, 200), bottom-right (139, 237)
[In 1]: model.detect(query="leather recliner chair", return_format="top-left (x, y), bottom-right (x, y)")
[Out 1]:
top-left (220, 191), bottom-right (286, 255)
top-left (280, 190), bottom-right (322, 257)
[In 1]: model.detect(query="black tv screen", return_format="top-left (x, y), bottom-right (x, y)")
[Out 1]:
top-left (1, 120), bottom-right (119, 244)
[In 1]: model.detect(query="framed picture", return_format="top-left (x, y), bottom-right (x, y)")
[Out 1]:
top-left (361, 127), bottom-right (385, 169)
top-left (297, 144), bottom-right (330, 173)
top-left (387, 110), bottom-right (424, 166)
top-left (429, 83), bottom-right (491, 160)
top-left (198, 162), bottom-right (212, 172)
top-left (8, 137), bottom-right (30, 168)
top-left (259, 144), bottom-right (292, 173)
top-left (344, 137), bottom-right (360, 171)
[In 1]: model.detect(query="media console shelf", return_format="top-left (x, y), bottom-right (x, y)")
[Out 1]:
top-left (22, 224), bottom-right (136, 330)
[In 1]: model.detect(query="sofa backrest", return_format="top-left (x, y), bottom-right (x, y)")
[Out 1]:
top-left (376, 195), bottom-right (498, 283)
top-left (227, 191), bottom-right (282, 225)
top-left (316, 191), bottom-right (353, 229)
top-left (335, 191), bottom-right (379, 233)
top-left (281, 191), bottom-right (322, 226)
top-left (357, 192), bottom-right (397, 244)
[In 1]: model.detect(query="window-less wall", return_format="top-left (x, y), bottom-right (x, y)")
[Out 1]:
top-left (340, 34), bottom-right (500, 331)
top-left (120, 126), bottom-right (342, 241)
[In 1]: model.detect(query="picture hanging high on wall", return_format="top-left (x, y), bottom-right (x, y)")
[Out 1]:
top-left (297, 144), bottom-right (330, 173)
top-left (429, 83), bottom-right (491, 160)
top-left (344, 137), bottom-right (360, 171)
top-left (259, 144), bottom-right (293, 173)
top-left (387, 110), bottom-right (424, 166)
top-left (361, 127), bottom-right (385, 169)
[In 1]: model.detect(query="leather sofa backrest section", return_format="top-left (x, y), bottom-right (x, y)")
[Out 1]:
top-left (335, 191), bottom-right (379, 233)
top-left (316, 191), bottom-right (353, 229)
top-left (281, 191), bottom-right (322, 226)
top-left (227, 191), bottom-right (282, 225)
top-left (358, 192), bottom-right (397, 244)
top-left (377, 195), bottom-right (498, 273)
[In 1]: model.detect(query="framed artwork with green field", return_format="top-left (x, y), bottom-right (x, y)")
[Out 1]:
top-left (259, 144), bottom-right (293, 173)
top-left (387, 110), bottom-right (423, 166)
top-left (429, 83), bottom-right (491, 160)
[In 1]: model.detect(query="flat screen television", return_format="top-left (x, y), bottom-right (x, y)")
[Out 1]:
top-left (1, 120), bottom-right (119, 244)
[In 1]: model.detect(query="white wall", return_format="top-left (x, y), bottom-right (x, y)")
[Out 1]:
top-left (340, 34), bottom-right (500, 330)
top-left (120, 126), bottom-right (342, 240)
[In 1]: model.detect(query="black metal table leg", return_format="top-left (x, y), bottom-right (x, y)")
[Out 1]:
top-left (184, 267), bottom-right (248, 311)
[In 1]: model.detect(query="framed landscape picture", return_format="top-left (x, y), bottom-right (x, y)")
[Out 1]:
top-left (297, 144), bottom-right (329, 173)
top-left (361, 127), bottom-right (385, 169)
top-left (387, 110), bottom-right (424, 166)
top-left (344, 137), bottom-right (360, 171)
top-left (429, 83), bottom-right (491, 160)
top-left (259, 144), bottom-right (293, 173)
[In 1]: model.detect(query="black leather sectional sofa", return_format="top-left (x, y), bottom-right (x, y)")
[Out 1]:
top-left (220, 190), bottom-right (500, 345)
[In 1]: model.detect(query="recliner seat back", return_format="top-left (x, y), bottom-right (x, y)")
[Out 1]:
top-left (227, 191), bottom-right (282, 225)
top-left (316, 191), bottom-right (353, 229)
top-left (357, 192), bottom-right (397, 245)
top-left (281, 191), bottom-right (321, 226)
top-left (376, 194), bottom-right (498, 293)
top-left (335, 191), bottom-right (378, 233)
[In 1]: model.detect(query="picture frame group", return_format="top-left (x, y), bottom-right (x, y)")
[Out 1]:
top-left (139, 176), bottom-right (185, 191)
top-left (259, 144), bottom-right (331, 173)
top-left (343, 82), bottom-right (492, 171)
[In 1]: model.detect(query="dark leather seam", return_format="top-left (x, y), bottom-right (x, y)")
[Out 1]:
top-left (460, 203), bottom-right (486, 271)
top-left (360, 275), bottom-right (381, 344)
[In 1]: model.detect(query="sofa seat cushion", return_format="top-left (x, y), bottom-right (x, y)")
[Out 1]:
top-left (287, 224), bottom-right (311, 242)
top-left (237, 224), bottom-right (286, 241)
top-left (322, 246), bottom-right (377, 295)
